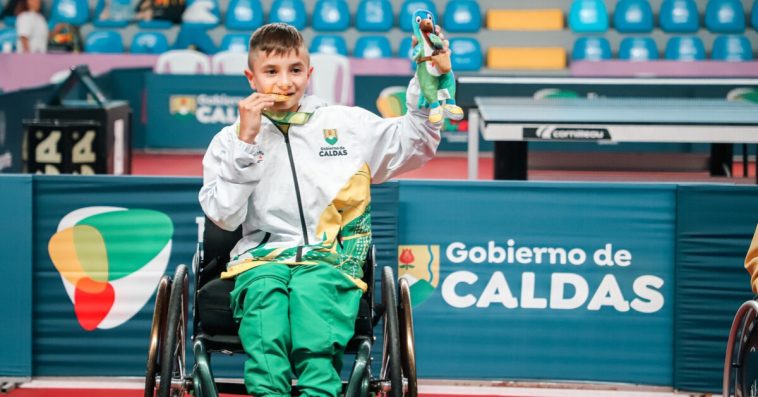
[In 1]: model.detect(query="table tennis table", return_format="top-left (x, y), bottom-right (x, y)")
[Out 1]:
top-left (467, 96), bottom-right (758, 182)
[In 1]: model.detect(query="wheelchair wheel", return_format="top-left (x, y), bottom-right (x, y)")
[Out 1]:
top-left (158, 265), bottom-right (189, 397)
top-left (398, 278), bottom-right (417, 397)
top-left (145, 276), bottom-right (170, 397)
top-left (724, 300), bottom-right (758, 397)
top-left (381, 266), bottom-right (403, 397)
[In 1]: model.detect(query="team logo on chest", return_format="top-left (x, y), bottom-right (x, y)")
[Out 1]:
top-left (319, 128), bottom-right (348, 157)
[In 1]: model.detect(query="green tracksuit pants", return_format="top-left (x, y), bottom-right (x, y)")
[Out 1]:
top-left (229, 263), bottom-right (363, 397)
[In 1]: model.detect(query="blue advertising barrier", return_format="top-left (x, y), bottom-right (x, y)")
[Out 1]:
top-left (397, 181), bottom-right (677, 385)
top-left (674, 185), bottom-right (758, 393)
top-left (0, 175), bottom-right (33, 378)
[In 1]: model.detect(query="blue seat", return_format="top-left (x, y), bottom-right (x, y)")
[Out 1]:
top-left (182, 0), bottom-right (221, 29)
top-left (712, 35), bottom-right (753, 60)
top-left (312, 0), bottom-right (350, 31)
top-left (572, 37), bottom-right (611, 60)
top-left (443, 0), bottom-right (481, 33)
top-left (398, 36), bottom-right (416, 71)
top-left (49, 0), bottom-right (90, 26)
top-left (0, 27), bottom-right (16, 52)
top-left (353, 35), bottom-right (392, 58)
top-left (173, 25), bottom-right (217, 53)
top-left (138, 19), bottom-right (173, 29)
top-left (84, 30), bottom-right (124, 53)
top-left (355, 0), bottom-right (393, 32)
top-left (399, 0), bottom-right (436, 32)
top-left (225, 0), bottom-right (263, 31)
top-left (659, 0), bottom-right (699, 32)
top-left (752, 0), bottom-right (758, 31)
top-left (613, 0), bottom-right (653, 33)
top-left (449, 37), bottom-right (482, 71)
top-left (269, 0), bottom-right (306, 30)
top-left (3, 17), bottom-right (16, 28)
top-left (568, 0), bottom-right (609, 32)
top-left (130, 31), bottom-right (169, 53)
top-left (705, 0), bottom-right (745, 33)
top-left (219, 32), bottom-right (249, 53)
top-left (93, 0), bottom-right (133, 28)
top-left (618, 37), bottom-right (659, 60)
top-left (664, 36), bottom-right (705, 60)
top-left (309, 34), bottom-right (347, 55)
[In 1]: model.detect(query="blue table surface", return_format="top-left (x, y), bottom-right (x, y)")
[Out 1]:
top-left (475, 97), bottom-right (758, 125)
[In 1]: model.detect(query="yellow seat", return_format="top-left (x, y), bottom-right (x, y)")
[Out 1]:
top-left (486, 9), bottom-right (564, 30)
top-left (487, 47), bottom-right (567, 70)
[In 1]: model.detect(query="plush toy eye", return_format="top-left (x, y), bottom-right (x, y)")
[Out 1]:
top-left (426, 13), bottom-right (432, 20)
top-left (415, 16), bottom-right (421, 24)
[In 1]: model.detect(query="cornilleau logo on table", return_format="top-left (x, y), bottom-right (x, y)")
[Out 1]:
top-left (48, 207), bottom-right (174, 331)
top-left (525, 126), bottom-right (611, 140)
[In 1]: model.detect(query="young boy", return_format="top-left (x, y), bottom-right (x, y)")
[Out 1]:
top-left (199, 23), bottom-right (443, 397)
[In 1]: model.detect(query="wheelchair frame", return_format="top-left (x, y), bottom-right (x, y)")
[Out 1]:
top-left (144, 217), bottom-right (417, 397)
top-left (723, 299), bottom-right (758, 397)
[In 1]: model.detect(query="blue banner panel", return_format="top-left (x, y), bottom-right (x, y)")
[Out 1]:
top-left (674, 185), bottom-right (758, 393)
top-left (31, 175), bottom-right (399, 377)
top-left (145, 74), bottom-right (250, 149)
top-left (398, 181), bottom-right (676, 385)
top-left (0, 175), bottom-right (33, 377)
top-left (33, 175), bottom-right (203, 376)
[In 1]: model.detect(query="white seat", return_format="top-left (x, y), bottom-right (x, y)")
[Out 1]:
top-left (211, 51), bottom-right (249, 75)
top-left (308, 53), bottom-right (351, 105)
top-left (154, 49), bottom-right (212, 74)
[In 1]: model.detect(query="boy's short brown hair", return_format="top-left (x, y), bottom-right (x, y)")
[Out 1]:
top-left (248, 23), bottom-right (306, 68)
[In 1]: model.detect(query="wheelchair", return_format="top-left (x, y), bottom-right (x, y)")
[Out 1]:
top-left (723, 299), bottom-right (758, 397)
top-left (144, 217), bottom-right (418, 397)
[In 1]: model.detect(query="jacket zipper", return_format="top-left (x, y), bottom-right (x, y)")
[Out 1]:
top-left (281, 129), bottom-right (309, 261)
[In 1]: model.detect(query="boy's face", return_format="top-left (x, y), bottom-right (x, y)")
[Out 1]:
top-left (245, 47), bottom-right (312, 113)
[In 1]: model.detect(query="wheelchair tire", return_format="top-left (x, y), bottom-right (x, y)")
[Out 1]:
top-left (724, 300), bottom-right (758, 397)
top-left (381, 266), bottom-right (403, 397)
top-left (145, 276), bottom-right (170, 397)
top-left (158, 265), bottom-right (189, 397)
top-left (399, 278), bottom-right (417, 397)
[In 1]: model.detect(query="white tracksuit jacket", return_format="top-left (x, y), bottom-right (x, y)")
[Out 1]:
top-left (199, 77), bottom-right (441, 287)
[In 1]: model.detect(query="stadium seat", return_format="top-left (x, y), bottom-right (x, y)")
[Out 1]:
top-left (0, 27), bottom-right (16, 52)
top-left (84, 30), bottom-right (124, 53)
top-left (211, 51), bottom-right (248, 74)
top-left (487, 9), bottom-right (563, 31)
top-left (137, 19), bottom-right (173, 29)
top-left (712, 35), bottom-right (753, 60)
top-left (312, 0), bottom-right (350, 31)
top-left (155, 49), bottom-right (212, 74)
top-left (353, 35), bottom-right (392, 58)
top-left (93, 0), bottom-right (133, 28)
top-left (659, 0), bottom-right (699, 33)
top-left (49, 0), bottom-right (90, 26)
top-left (613, 0), bottom-right (654, 33)
top-left (398, 36), bottom-right (416, 71)
top-left (443, 0), bottom-right (481, 33)
top-left (3, 17), bottom-right (16, 28)
top-left (752, 0), bottom-right (758, 31)
top-left (664, 36), bottom-right (705, 60)
top-left (309, 34), bottom-right (347, 55)
top-left (225, 0), bottom-right (263, 31)
top-left (355, 0), bottom-right (393, 32)
top-left (219, 32), bottom-right (249, 53)
top-left (130, 31), bottom-right (169, 54)
top-left (488, 47), bottom-right (567, 70)
top-left (704, 0), bottom-right (745, 33)
top-left (399, 0), bottom-right (436, 32)
top-left (618, 37), bottom-right (659, 60)
top-left (568, 0), bottom-right (609, 32)
top-left (182, 0), bottom-right (221, 28)
top-left (572, 37), bottom-right (611, 61)
top-left (449, 37), bottom-right (482, 71)
top-left (309, 53), bottom-right (351, 105)
top-left (269, 0), bottom-right (306, 30)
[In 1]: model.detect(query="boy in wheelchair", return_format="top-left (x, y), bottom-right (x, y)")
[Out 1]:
top-left (198, 23), bottom-right (444, 397)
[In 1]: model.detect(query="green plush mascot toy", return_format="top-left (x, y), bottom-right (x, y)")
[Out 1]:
top-left (411, 9), bottom-right (464, 123)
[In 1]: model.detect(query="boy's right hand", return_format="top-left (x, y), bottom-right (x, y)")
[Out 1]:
top-left (237, 93), bottom-right (275, 144)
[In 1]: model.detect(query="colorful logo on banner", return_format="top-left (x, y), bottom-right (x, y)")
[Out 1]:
top-left (397, 245), bottom-right (440, 306)
top-left (48, 207), bottom-right (174, 331)
top-left (170, 96), bottom-right (197, 118)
